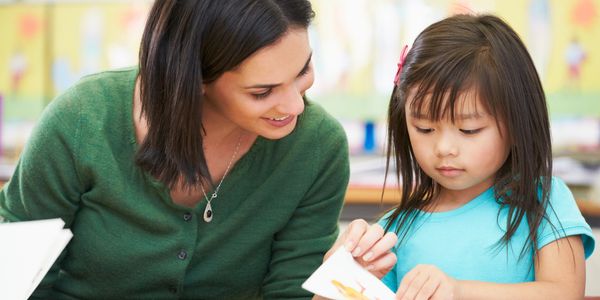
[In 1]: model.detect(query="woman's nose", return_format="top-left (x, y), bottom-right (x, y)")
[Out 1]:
top-left (277, 86), bottom-right (305, 116)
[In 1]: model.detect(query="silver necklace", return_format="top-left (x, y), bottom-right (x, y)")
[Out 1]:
top-left (200, 134), bottom-right (242, 223)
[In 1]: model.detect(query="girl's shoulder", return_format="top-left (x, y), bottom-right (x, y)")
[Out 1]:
top-left (544, 176), bottom-right (578, 210)
top-left (541, 176), bottom-right (595, 258)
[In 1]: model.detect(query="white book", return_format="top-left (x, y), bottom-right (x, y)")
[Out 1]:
top-left (0, 218), bottom-right (73, 300)
top-left (302, 247), bottom-right (396, 300)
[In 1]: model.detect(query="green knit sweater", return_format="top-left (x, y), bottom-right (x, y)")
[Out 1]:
top-left (0, 68), bottom-right (350, 299)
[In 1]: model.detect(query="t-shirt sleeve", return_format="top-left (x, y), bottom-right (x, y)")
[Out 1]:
top-left (0, 88), bottom-right (84, 298)
top-left (537, 177), bottom-right (595, 259)
top-left (261, 114), bottom-right (350, 299)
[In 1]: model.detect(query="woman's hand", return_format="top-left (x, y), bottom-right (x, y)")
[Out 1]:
top-left (396, 264), bottom-right (459, 300)
top-left (325, 219), bottom-right (398, 279)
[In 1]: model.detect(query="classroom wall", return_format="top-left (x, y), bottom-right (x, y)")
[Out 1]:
top-left (1, 0), bottom-right (599, 156)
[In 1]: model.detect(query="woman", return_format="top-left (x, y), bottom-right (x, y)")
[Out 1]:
top-left (0, 0), bottom-right (396, 299)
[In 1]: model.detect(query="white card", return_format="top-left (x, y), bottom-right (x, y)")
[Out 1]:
top-left (302, 247), bottom-right (396, 300)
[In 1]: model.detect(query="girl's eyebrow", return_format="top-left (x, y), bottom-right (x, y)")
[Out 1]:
top-left (244, 52), bottom-right (313, 89)
top-left (409, 111), bottom-right (484, 120)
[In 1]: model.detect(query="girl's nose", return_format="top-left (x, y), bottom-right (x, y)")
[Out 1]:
top-left (434, 132), bottom-right (459, 157)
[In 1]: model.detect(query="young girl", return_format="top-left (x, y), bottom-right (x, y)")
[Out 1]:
top-left (380, 14), bottom-right (595, 299)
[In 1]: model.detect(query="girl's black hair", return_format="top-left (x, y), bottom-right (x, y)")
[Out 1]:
top-left (137, 0), bottom-right (315, 189)
top-left (384, 14), bottom-right (555, 258)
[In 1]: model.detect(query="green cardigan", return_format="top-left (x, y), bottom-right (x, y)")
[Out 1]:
top-left (0, 68), bottom-right (350, 299)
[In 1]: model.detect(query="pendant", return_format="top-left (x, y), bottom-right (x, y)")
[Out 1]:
top-left (203, 202), bottom-right (213, 222)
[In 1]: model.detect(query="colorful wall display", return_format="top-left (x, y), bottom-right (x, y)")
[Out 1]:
top-left (0, 0), bottom-right (598, 123)
top-left (0, 1), bottom-right (150, 122)
top-left (309, 0), bottom-right (600, 120)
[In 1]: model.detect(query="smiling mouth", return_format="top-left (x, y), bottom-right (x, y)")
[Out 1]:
top-left (268, 115), bottom-right (291, 121)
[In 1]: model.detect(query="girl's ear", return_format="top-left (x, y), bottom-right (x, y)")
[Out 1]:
top-left (201, 83), bottom-right (206, 95)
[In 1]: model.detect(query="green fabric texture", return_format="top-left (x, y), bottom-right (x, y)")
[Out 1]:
top-left (0, 67), bottom-right (350, 299)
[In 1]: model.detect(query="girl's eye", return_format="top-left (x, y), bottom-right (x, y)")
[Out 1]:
top-left (252, 89), bottom-right (272, 99)
top-left (460, 128), bottom-right (482, 135)
top-left (415, 126), bottom-right (433, 134)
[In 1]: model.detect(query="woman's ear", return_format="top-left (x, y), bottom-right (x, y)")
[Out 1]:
top-left (201, 83), bottom-right (207, 95)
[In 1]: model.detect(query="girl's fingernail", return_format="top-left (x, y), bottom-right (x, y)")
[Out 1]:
top-left (366, 264), bottom-right (375, 270)
top-left (352, 247), bottom-right (362, 256)
top-left (344, 240), bottom-right (354, 251)
top-left (363, 251), bottom-right (373, 261)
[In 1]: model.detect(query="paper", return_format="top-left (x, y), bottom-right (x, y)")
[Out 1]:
top-left (0, 218), bottom-right (73, 300)
top-left (302, 247), bottom-right (396, 300)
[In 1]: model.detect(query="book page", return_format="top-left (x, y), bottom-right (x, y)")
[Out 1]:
top-left (0, 219), bottom-right (72, 300)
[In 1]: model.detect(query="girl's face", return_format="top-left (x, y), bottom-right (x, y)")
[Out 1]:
top-left (405, 88), bottom-right (511, 201)
top-left (202, 28), bottom-right (314, 140)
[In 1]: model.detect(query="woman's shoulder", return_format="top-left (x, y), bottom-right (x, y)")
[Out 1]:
top-left (47, 67), bottom-right (137, 122)
top-left (35, 67), bottom-right (138, 147)
top-left (298, 100), bottom-right (346, 138)
top-left (48, 67), bottom-right (136, 109)
top-left (65, 67), bottom-right (138, 105)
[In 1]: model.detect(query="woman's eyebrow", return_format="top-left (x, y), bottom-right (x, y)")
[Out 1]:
top-left (244, 52), bottom-right (312, 89)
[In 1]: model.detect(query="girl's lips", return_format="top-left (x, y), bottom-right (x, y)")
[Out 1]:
top-left (436, 167), bottom-right (464, 177)
top-left (263, 115), bottom-right (295, 128)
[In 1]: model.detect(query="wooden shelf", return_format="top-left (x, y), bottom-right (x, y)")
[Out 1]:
top-left (345, 185), bottom-right (399, 204)
top-left (346, 185), bottom-right (600, 217)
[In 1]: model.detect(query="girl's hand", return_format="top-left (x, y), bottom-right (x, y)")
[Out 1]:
top-left (325, 219), bottom-right (398, 279)
top-left (396, 264), bottom-right (459, 300)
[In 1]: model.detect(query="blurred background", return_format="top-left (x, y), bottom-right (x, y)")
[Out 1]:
top-left (1, 0), bottom-right (599, 295)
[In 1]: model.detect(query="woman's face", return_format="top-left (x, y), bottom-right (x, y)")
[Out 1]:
top-left (202, 28), bottom-right (314, 140)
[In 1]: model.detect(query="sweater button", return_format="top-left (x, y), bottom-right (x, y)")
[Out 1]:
top-left (183, 212), bottom-right (192, 221)
top-left (168, 286), bottom-right (177, 294)
top-left (177, 250), bottom-right (188, 260)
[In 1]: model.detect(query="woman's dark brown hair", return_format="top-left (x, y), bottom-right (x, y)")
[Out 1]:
top-left (383, 14), bottom-right (556, 258)
top-left (137, 0), bottom-right (315, 189)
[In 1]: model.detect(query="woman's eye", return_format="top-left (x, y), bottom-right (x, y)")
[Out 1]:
top-left (252, 89), bottom-right (272, 99)
top-left (298, 64), bottom-right (311, 77)
top-left (415, 127), bottom-right (433, 134)
top-left (460, 128), bottom-right (482, 135)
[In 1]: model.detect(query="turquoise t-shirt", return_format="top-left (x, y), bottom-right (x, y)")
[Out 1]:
top-left (379, 177), bottom-right (595, 291)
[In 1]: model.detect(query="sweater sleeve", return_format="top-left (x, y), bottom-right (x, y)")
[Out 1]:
top-left (262, 116), bottom-right (350, 299)
top-left (0, 87), bottom-right (85, 298)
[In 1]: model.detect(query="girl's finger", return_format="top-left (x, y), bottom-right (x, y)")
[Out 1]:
top-left (414, 276), bottom-right (440, 300)
top-left (339, 219), bottom-right (369, 253)
top-left (361, 231), bottom-right (397, 262)
top-left (364, 251), bottom-right (397, 278)
top-left (397, 266), bottom-right (423, 299)
top-left (352, 223), bottom-right (385, 257)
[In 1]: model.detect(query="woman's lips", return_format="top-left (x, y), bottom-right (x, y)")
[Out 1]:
top-left (263, 115), bottom-right (294, 128)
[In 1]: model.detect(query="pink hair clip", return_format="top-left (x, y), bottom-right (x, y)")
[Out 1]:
top-left (394, 45), bottom-right (409, 86)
